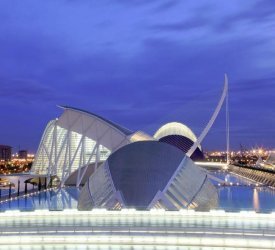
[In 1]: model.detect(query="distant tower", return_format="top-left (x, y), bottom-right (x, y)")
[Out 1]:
top-left (18, 150), bottom-right (28, 159)
top-left (226, 75), bottom-right (230, 166)
top-left (0, 145), bottom-right (12, 161)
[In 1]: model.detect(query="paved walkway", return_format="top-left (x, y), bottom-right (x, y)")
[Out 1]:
top-left (0, 209), bottom-right (274, 249)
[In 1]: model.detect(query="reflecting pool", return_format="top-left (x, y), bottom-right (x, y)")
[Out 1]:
top-left (212, 170), bottom-right (275, 212)
top-left (0, 171), bottom-right (275, 212)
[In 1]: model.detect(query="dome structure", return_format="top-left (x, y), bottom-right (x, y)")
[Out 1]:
top-left (154, 122), bottom-right (198, 143)
top-left (154, 122), bottom-right (204, 161)
top-left (78, 141), bottom-right (218, 211)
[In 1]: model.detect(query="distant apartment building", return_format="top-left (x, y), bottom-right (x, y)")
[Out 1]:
top-left (0, 145), bottom-right (12, 161)
top-left (18, 150), bottom-right (28, 159)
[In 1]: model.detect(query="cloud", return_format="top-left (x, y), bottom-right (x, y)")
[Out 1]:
top-left (235, 0), bottom-right (275, 22)
top-left (0, 78), bottom-right (57, 104)
top-left (148, 18), bottom-right (207, 32)
top-left (153, 0), bottom-right (181, 13)
top-left (232, 76), bottom-right (275, 93)
top-left (0, 0), bottom-right (274, 150)
top-left (111, 0), bottom-right (158, 7)
top-left (215, 0), bottom-right (275, 32)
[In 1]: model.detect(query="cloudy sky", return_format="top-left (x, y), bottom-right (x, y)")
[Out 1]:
top-left (0, 0), bottom-right (274, 152)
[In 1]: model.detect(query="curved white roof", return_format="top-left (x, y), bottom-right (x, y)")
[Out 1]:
top-left (32, 106), bottom-right (153, 184)
top-left (154, 122), bottom-right (198, 143)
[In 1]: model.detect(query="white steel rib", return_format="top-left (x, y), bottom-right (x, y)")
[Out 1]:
top-left (187, 74), bottom-right (228, 158)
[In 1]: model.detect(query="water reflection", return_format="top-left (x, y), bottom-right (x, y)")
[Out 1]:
top-left (213, 171), bottom-right (275, 212)
top-left (0, 187), bottom-right (79, 211)
top-left (253, 188), bottom-right (260, 211)
top-left (0, 172), bottom-right (274, 212)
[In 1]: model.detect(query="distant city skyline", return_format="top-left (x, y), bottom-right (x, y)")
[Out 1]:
top-left (0, 0), bottom-right (274, 152)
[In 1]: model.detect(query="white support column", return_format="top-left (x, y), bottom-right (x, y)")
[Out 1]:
top-left (76, 142), bottom-right (99, 187)
top-left (47, 122), bottom-right (57, 177)
top-left (76, 137), bottom-right (85, 187)
top-left (76, 127), bottom-right (111, 186)
top-left (61, 116), bottom-right (115, 185)
top-left (67, 129), bottom-right (72, 178)
top-left (42, 143), bottom-right (55, 176)
top-left (42, 143), bottom-right (53, 168)
top-left (226, 82), bottom-right (230, 166)
top-left (54, 122), bottom-right (58, 174)
top-left (76, 119), bottom-right (95, 187)
top-left (83, 136), bottom-right (86, 166)
top-left (61, 111), bottom-right (81, 183)
top-left (95, 144), bottom-right (100, 169)
top-left (46, 123), bottom-right (57, 185)
top-left (61, 129), bottom-right (71, 185)
top-left (67, 135), bottom-right (84, 172)
top-left (54, 131), bottom-right (68, 170)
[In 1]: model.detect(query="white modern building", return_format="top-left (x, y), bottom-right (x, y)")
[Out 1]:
top-left (32, 107), bottom-right (218, 211)
top-left (32, 106), bottom-right (152, 187)
top-left (31, 76), bottom-right (229, 211)
top-left (78, 141), bottom-right (218, 210)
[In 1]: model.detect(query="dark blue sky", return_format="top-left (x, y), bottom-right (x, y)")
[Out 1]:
top-left (0, 0), bottom-right (274, 153)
